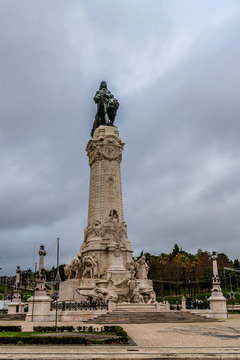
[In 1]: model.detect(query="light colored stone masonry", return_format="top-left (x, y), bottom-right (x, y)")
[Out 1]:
top-left (60, 126), bottom-right (155, 305)
top-left (86, 126), bottom-right (124, 225)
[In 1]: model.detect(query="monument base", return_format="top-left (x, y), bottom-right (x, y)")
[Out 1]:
top-left (25, 296), bottom-right (51, 322)
top-left (59, 272), bottom-right (155, 304)
top-left (208, 291), bottom-right (228, 319)
top-left (8, 302), bottom-right (26, 315)
top-left (55, 125), bottom-right (157, 306)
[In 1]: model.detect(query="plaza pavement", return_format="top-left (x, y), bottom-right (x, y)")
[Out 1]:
top-left (0, 314), bottom-right (240, 359)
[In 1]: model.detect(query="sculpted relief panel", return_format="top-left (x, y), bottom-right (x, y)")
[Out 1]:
top-left (64, 209), bottom-right (155, 304)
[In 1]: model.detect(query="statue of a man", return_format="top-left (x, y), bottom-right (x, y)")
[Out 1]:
top-left (91, 81), bottom-right (119, 137)
top-left (136, 255), bottom-right (149, 280)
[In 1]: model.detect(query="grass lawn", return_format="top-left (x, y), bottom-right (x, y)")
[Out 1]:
top-left (0, 328), bottom-right (130, 345)
top-left (0, 332), bottom-right (31, 338)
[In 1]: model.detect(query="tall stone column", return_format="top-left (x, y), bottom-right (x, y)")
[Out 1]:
top-left (211, 251), bottom-right (222, 292)
top-left (86, 125), bottom-right (124, 225)
top-left (38, 245), bottom-right (46, 273)
top-left (81, 125), bottom-right (133, 276)
top-left (208, 251), bottom-right (227, 319)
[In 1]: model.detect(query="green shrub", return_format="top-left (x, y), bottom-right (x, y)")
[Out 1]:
top-left (0, 326), bottom-right (22, 332)
top-left (0, 336), bottom-right (88, 345)
top-left (114, 326), bottom-right (128, 337)
top-left (0, 335), bottom-right (129, 345)
top-left (33, 326), bottom-right (56, 333)
top-left (103, 325), bottom-right (116, 333)
top-left (33, 326), bottom-right (75, 333)
top-left (103, 336), bottom-right (128, 344)
top-left (103, 325), bottom-right (127, 336)
top-left (57, 326), bottom-right (75, 332)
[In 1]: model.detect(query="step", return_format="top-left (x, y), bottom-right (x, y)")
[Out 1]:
top-left (85, 311), bottom-right (217, 324)
top-left (115, 304), bottom-right (158, 312)
top-left (0, 313), bottom-right (26, 321)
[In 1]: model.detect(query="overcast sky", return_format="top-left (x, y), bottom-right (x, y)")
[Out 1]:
top-left (1, 0), bottom-right (240, 275)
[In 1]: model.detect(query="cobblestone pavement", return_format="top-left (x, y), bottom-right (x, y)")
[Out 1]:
top-left (0, 315), bottom-right (240, 359)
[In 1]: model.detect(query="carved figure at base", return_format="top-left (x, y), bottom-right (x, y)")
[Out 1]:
top-left (96, 288), bottom-right (108, 302)
top-left (82, 255), bottom-right (98, 279)
top-left (64, 257), bottom-right (78, 279)
top-left (107, 294), bottom-right (118, 303)
top-left (76, 286), bottom-right (108, 303)
top-left (109, 209), bottom-right (120, 242)
top-left (147, 292), bottom-right (156, 303)
top-left (128, 259), bottom-right (138, 278)
top-left (108, 243), bottom-right (124, 269)
top-left (120, 221), bottom-right (129, 243)
top-left (132, 291), bottom-right (144, 303)
top-left (92, 253), bottom-right (99, 278)
top-left (93, 220), bottom-right (104, 237)
top-left (136, 255), bottom-right (149, 280)
top-left (75, 252), bottom-right (83, 279)
top-left (64, 252), bottom-right (83, 280)
top-left (118, 295), bottom-right (128, 303)
top-left (114, 277), bottom-right (143, 303)
top-left (91, 81), bottom-right (119, 137)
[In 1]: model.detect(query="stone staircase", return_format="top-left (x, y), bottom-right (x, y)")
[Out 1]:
top-left (0, 313), bottom-right (26, 321)
top-left (85, 304), bottom-right (217, 324)
top-left (116, 303), bottom-right (160, 312)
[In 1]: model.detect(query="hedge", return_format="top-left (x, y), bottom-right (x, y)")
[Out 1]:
top-left (102, 326), bottom-right (128, 337)
top-left (103, 336), bottom-right (128, 344)
top-left (0, 336), bottom-right (88, 345)
top-left (0, 335), bottom-right (129, 345)
top-left (33, 326), bottom-right (74, 333)
top-left (0, 326), bottom-right (22, 332)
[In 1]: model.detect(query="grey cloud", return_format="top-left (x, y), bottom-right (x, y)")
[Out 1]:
top-left (1, 0), bottom-right (240, 274)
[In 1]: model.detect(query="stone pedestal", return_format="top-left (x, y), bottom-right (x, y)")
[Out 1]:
top-left (8, 302), bottom-right (26, 314)
top-left (181, 296), bottom-right (186, 310)
top-left (25, 296), bottom-right (52, 322)
top-left (59, 279), bottom-right (82, 301)
top-left (208, 291), bottom-right (228, 319)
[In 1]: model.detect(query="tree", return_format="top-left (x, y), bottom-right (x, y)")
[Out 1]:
top-left (234, 259), bottom-right (240, 269)
top-left (170, 244), bottom-right (180, 260)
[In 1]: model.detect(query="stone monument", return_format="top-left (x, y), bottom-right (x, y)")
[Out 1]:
top-left (208, 251), bottom-right (227, 319)
top-left (34, 245), bottom-right (47, 297)
top-left (12, 266), bottom-right (21, 302)
top-left (8, 266), bottom-right (28, 314)
top-left (26, 245), bottom-right (51, 321)
top-left (60, 81), bottom-right (155, 304)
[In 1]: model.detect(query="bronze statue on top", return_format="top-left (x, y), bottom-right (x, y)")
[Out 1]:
top-left (91, 81), bottom-right (119, 137)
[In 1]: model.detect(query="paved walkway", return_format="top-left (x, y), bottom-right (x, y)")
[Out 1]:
top-left (0, 315), bottom-right (240, 359)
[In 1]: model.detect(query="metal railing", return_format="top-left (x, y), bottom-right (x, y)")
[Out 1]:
top-left (50, 301), bottom-right (108, 311)
top-left (186, 300), bottom-right (210, 310)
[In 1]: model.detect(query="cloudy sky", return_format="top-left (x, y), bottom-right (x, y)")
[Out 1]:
top-left (1, 0), bottom-right (240, 275)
